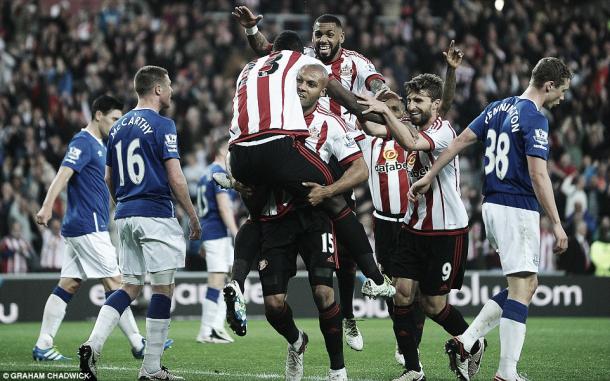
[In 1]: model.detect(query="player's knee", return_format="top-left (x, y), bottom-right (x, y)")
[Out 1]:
top-left (102, 275), bottom-right (123, 291)
top-left (394, 282), bottom-right (416, 305)
top-left (58, 278), bottom-right (81, 294)
top-left (312, 285), bottom-right (334, 310)
top-left (150, 269), bottom-right (176, 286)
top-left (420, 295), bottom-right (446, 316)
top-left (264, 294), bottom-right (286, 316)
top-left (321, 194), bottom-right (348, 216)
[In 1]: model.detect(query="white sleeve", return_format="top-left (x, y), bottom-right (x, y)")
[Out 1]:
top-left (420, 124), bottom-right (455, 155)
top-left (352, 55), bottom-right (384, 93)
top-left (327, 119), bottom-right (362, 165)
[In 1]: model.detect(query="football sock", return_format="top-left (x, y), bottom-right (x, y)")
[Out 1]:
top-left (385, 297), bottom-right (395, 320)
top-left (86, 289), bottom-right (132, 354)
top-left (143, 294), bottom-right (171, 373)
top-left (336, 256), bottom-right (356, 319)
top-left (393, 304), bottom-right (421, 372)
top-left (35, 287), bottom-right (73, 349)
top-left (232, 220), bottom-right (261, 292)
top-left (461, 288), bottom-right (507, 352)
top-left (214, 289), bottom-right (227, 330)
top-left (332, 210), bottom-right (384, 285)
top-left (200, 287), bottom-right (220, 335)
top-left (430, 303), bottom-right (469, 337)
top-left (318, 302), bottom-right (344, 370)
top-left (265, 303), bottom-right (300, 345)
top-left (498, 299), bottom-right (528, 379)
top-left (105, 290), bottom-right (142, 350)
top-left (413, 303), bottom-right (426, 346)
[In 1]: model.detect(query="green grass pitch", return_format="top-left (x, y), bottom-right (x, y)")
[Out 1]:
top-left (1, 317), bottom-right (608, 380)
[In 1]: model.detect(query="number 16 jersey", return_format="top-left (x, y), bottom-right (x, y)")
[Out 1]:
top-left (106, 108), bottom-right (180, 219)
top-left (468, 96), bottom-right (550, 212)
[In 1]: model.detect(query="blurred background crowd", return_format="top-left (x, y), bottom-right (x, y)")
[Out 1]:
top-left (1, 0), bottom-right (609, 276)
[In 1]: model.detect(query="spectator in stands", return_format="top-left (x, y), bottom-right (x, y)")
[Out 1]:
top-left (591, 217), bottom-right (610, 276)
top-left (38, 218), bottom-right (65, 272)
top-left (558, 221), bottom-right (594, 275)
top-left (1, 221), bottom-right (36, 273)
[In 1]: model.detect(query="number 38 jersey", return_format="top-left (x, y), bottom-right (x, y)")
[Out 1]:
top-left (106, 108), bottom-right (180, 219)
top-left (468, 96), bottom-right (550, 212)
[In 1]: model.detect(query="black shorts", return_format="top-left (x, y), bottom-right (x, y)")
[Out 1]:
top-left (373, 213), bottom-right (404, 273)
top-left (258, 208), bottom-right (336, 296)
top-left (230, 136), bottom-right (334, 201)
top-left (393, 226), bottom-right (469, 296)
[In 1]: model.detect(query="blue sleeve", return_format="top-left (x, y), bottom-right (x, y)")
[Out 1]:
top-left (210, 166), bottom-right (230, 195)
top-left (467, 104), bottom-right (490, 141)
top-left (105, 134), bottom-right (113, 166)
top-left (62, 137), bottom-right (91, 173)
top-left (160, 120), bottom-right (180, 160)
top-left (523, 113), bottom-right (550, 160)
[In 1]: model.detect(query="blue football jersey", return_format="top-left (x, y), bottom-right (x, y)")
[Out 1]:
top-left (197, 163), bottom-right (237, 241)
top-left (106, 108), bottom-right (180, 219)
top-left (468, 96), bottom-right (550, 211)
top-left (61, 130), bottom-right (110, 237)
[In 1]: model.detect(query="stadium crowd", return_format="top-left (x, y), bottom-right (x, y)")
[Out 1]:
top-left (0, 0), bottom-right (609, 276)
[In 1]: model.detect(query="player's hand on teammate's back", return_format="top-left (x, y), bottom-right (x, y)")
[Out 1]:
top-left (303, 182), bottom-right (331, 206)
top-left (189, 216), bottom-right (202, 241)
top-left (444, 40), bottom-right (464, 69)
top-left (35, 206), bottom-right (52, 227)
top-left (232, 6), bottom-right (263, 28)
top-left (552, 223), bottom-right (568, 254)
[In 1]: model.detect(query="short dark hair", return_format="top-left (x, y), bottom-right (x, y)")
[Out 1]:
top-left (314, 14), bottom-right (342, 28)
top-left (91, 95), bottom-right (123, 120)
top-left (404, 73), bottom-right (444, 101)
top-left (212, 136), bottom-right (229, 158)
top-left (272, 31), bottom-right (304, 53)
top-left (530, 57), bottom-right (572, 88)
top-left (134, 65), bottom-right (169, 96)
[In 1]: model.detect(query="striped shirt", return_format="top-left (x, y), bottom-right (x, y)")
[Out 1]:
top-left (404, 117), bottom-right (469, 233)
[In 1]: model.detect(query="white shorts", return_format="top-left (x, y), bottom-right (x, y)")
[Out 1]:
top-left (203, 237), bottom-right (234, 273)
top-left (61, 232), bottom-right (121, 280)
top-left (482, 202), bottom-right (540, 275)
top-left (116, 217), bottom-right (186, 275)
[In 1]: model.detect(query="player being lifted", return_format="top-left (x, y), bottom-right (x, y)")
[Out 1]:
top-left (233, 5), bottom-right (390, 350)
top-left (33, 95), bottom-right (170, 362)
top-left (79, 66), bottom-right (201, 381)
top-left (409, 57), bottom-right (570, 381)
top-left (358, 71), bottom-right (485, 380)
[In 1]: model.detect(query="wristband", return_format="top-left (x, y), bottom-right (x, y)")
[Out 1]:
top-left (245, 25), bottom-right (258, 35)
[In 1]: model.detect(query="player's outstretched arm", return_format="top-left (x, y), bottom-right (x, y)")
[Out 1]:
top-left (216, 192), bottom-right (239, 238)
top-left (36, 166), bottom-right (74, 227)
top-left (409, 128), bottom-right (478, 200)
top-left (527, 156), bottom-right (568, 253)
top-left (303, 157), bottom-right (368, 206)
top-left (326, 79), bottom-right (386, 124)
top-left (439, 40), bottom-right (463, 117)
top-left (165, 158), bottom-right (202, 240)
top-left (232, 6), bottom-right (272, 56)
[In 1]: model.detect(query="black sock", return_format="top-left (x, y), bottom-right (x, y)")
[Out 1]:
top-left (393, 304), bottom-right (421, 372)
top-left (413, 303), bottom-right (426, 346)
top-left (265, 303), bottom-right (300, 344)
top-left (430, 304), bottom-right (468, 336)
top-left (386, 297), bottom-right (395, 320)
top-left (232, 220), bottom-right (261, 292)
top-left (318, 302), bottom-right (344, 370)
top-left (333, 210), bottom-right (383, 285)
top-left (336, 255), bottom-right (356, 319)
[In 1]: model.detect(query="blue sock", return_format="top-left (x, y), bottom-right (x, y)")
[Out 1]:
top-left (105, 290), bottom-right (117, 300)
top-left (105, 289), bottom-right (132, 315)
top-left (491, 288), bottom-right (509, 308)
top-left (147, 294), bottom-right (171, 319)
top-left (501, 299), bottom-right (528, 323)
top-left (205, 287), bottom-right (220, 303)
top-left (52, 286), bottom-right (73, 304)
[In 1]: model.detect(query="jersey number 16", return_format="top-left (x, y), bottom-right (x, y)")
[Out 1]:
top-left (484, 130), bottom-right (510, 180)
top-left (115, 138), bottom-right (145, 186)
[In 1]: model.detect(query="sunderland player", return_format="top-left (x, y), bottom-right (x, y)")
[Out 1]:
top-left (233, 7), bottom-right (390, 347)
top-left (79, 66), bottom-right (201, 381)
top-left (409, 57), bottom-right (571, 381)
top-left (196, 137), bottom-right (238, 344)
top-left (227, 31), bottom-right (393, 307)
top-left (33, 95), bottom-right (169, 361)
top-left (358, 74), bottom-right (485, 381)
top-left (357, 41), bottom-right (463, 366)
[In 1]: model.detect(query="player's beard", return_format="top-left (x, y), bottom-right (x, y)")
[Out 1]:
top-left (316, 43), bottom-right (340, 63)
top-left (410, 109), bottom-right (432, 127)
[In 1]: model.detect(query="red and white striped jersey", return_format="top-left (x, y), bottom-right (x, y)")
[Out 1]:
top-left (404, 117), bottom-right (469, 232)
top-left (260, 105), bottom-right (363, 219)
top-left (357, 134), bottom-right (409, 215)
top-left (229, 50), bottom-right (323, 144)
top-left (304, 47), bottom-right (384, 131)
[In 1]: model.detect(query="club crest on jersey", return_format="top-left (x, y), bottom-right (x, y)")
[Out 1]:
top-left (97, 150), bottom-right (103, 157)
top-left (258, 259), bottom-right (268, 271)
top-left (406, 152), bottom-right (417, 171)
top-left (165, 134), bottom-right (178, 152)
top-left (308, 126), bottom-right (320, 138)
top-left (66, 147), bottom-right (82, 163)
top-left (340, 64), bottom-right (352, 77)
